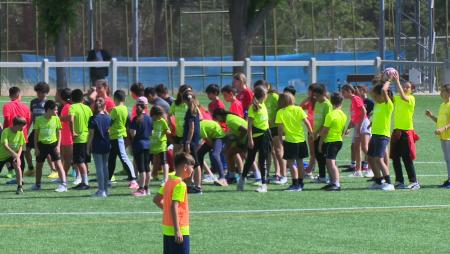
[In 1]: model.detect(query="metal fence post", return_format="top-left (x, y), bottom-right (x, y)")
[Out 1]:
top-left (42, 58), bottom-right (49, 84)
top-left (179, 58), bottom-right (185, 87)
top-left (375, 57), bottom-right (382, 73)
top-left (309, 57), bottom-right (317, 84)
top-left (245, 58), bottom-right (252, 85)
top-left (111, 58), bottom-right (118, 92)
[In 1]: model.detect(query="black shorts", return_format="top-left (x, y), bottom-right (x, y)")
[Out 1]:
top-left (283, 141), bottom-right (309, 160)
top-left (133, 150), bottom-right (150, 173)
top-left (0, 157), bottom-right (14, 173)
top-left (173, 136), bottom-right (183, 145)
top-left (270, 127), bottom-right (279, 137)
top-left (27, 130), bottom-right (35, 149)
top-left (368, 135), bottom-right (390, 158)
top-left (150, 151), bottom-right (168, 164)
top-left (73, 143), bottom-right (89, 164)
top-left (36, 142), bottom-right (60, 163)
top-left (324, 141), bottom-right (343, 160)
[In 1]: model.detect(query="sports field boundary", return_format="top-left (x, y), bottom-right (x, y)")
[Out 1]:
top-left (1, 204), bottom-right (450, 216)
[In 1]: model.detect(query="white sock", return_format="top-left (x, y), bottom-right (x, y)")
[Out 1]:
top-left (82, 174), bottom-right (89, 185)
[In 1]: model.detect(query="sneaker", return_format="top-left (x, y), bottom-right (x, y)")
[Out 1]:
top-left (440, 180), bottom-right (450, 188)
top-left (255, 184), bottom-right (267, 193)
top-left (237, 178), bottom-right (246, 191)
top-left (24, 169), bottom-right (35, 177)
top-left (304, 172), bottom-right (314, 180)
top-left (394, 182), bottom-right (408, 189)
top-left (284, 184), bottom-right (302, 192)
top-left (369, 182), bottom-right (383, 190)
top-left (381, 183), bottom-right (395, 191)
top-left (312, 176), bottom-right (329, 184)
top-left (188, 186), bottom-right (203, 194)
top-left (349, 171), bottom-right (363, 178)
top-left (107, 181), bottom-right (113, 188)
top-left (274, 176), bottom-right (288, 185)
top-left (72, 183), bottom-right (90, 190)
top-left (159, 180), bottom-right (165, 187)
top-left (325, 184), bottom-right (341, 191)
top-left (73, 177), bottom-right (82, 185)
top-left (51, 178), bottom-right (62, 184)
top-left (110, 175), bottom-right (117, 182)
top-left (408, 182), bottom-right (421, 190)
top-left (363, 170), bottom-right (374, 178)
top-left (129, 181), bottom-right (139, 190)
top-left (92, 191), bottom-right (107, 198)
top-left (145, 189), bottom-right (151, 196)
top-left (6, 171), bottom-right (14, 179)
top-left (6, 179), bottom-right (17, 185)
top-left (202, 174), bottom-right (217, 184)
top-left (55, 184), bottom-right (68, 192)
top-left (252, 179), bottom-right (262, 186)
top-left (16, 187), bottom-right (23, 195)
top-left (31, 184), bottom-right (41, 191)
top-left (47, 171), bottom-right (59, 179)
top-left (132, 188), bottom-right (147, 197)
top-left (214, 178), bottom-right (229, 187)
top-left (320, 183), bottom-right (334, 190)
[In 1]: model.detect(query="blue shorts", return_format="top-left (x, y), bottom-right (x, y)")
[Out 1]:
top-left (367, 135), bottom-right (390, 158)
top-left (164, 235), bottom-right (190, 254)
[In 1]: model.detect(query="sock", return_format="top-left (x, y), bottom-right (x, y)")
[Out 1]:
top-left (298, 178), bottom-right (304, 186)
top-left (144, 186), bottom-right (148, 190)
top-left (384, 175), bottom-right (391, 184)
top-left (375, 178), bottom-right (383, 185)
top-left (254, 170), bottom-right (261, 180)
top-left (82, 174), bottom-right (89, 185)
top-left (292, 178), bottom-right (298, 186)
top-left (362, 161), bottom-right (368, 169)
top-left (351, 161), bottom-right (356, 167)
top-left (334, 181), bottom-right (341, 187)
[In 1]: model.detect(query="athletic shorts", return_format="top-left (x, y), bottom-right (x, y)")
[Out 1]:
top-left (150, 151), bottom-right (168, 164)
top-left (367, 134), bottom-right (390, 158)
top-left (324, 141), bottom-right (343, 160)
top-left (164, 235), bottom-right (190, 254)
top-left (133, 149), bottom-right (150, 173)
top-left (283, 141), bottom-right (309, 160)
top-left (270, 127), bottom-right (279, 137)
top-left (27, 130), bottom-right (35, 149)
top-left (361, 118), bottom-right (372, 135)
top-left (352, 123), bottom-right (362, 143)
top-left (73, 143), bottom-right (89, 164)
top-left (36, 142), bottom-right (60, 163)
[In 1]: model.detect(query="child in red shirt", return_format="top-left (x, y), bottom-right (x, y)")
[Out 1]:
top-left (206, 84), bottom-right (225, 128)
top-left (221, 85), bottom-right (244, 118)
top-left (233, 73), bottom-right (253, 117)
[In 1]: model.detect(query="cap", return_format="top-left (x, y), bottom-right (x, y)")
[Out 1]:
top-left (137, 96), bottom-right (148, 105)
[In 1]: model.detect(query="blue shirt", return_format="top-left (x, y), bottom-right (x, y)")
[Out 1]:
top-left (182, 109), bottom-right (200, 145)
top-left (130, 114), bottom-right (152, 151)
top-left (88, 113), bottom-right (111, 154)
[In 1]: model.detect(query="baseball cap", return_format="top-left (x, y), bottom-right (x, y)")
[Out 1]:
top-left (137, 96), bottom-right (148, 105)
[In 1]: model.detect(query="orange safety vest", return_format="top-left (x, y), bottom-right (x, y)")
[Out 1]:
top-left (162, 176), bottom-right (190, 236)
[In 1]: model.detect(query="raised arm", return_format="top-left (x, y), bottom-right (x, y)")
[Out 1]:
top-left (393, 72), bottom-right (409, 101)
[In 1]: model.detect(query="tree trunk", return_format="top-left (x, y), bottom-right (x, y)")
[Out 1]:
top-left (55, 27), bottom-right (67, 89)
top-left (153, 0), bottom-right (167, 56)
top-left (229, 0), bottom-right (249, 73)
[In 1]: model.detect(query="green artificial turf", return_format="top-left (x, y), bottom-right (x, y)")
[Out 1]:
top-left (0, 95), bottom-right (449, 254)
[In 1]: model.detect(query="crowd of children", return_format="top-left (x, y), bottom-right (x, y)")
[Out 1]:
top-left (2, 68), bottom-right (450, 198)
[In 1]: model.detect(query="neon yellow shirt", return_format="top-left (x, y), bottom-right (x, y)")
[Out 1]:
top-left (69, 103), bottom-right (93, 143)
top-left (394, 95), bottom-right (415, 130)
top-left (109, 105), bottom-right (128, 139)
top-left (0, 128), bottom-right (25, 161)
top-left (313, 99), bottom-right (333, 132)
top-left (225, 114), bottom-right (247, 137)
top-left (437, 101), bottom-right (450, 140)
top-left (34, 115), bottom-right (62, 144)
top-left (265, 92), bottom-right (279, 127)
top-left (323, 108), bottom-right (347, 143)
top-left (200, 120), bottom-right (226, 140)
top-left (275, 105), bottom-right (308, 143)
top-left (372, 99), bottom-right (394, 137)
top-left (248, 103), bottom-right (269, 137)
top-left (170, 103), bottom-right (188, 137)
top-left (150, 118), bottom-right (169, 154)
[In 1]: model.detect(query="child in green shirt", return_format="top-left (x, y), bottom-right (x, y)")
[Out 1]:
top-left (108, 90), bottom-right (138, 189)
top-left (31, 100), bottom-right (67, 192)
top-left (0, 117), bottom-right (26, 194)
top-left (150, 105), bottom-right (171, 185)
top-left (318, 93), bottom-right (347, 191)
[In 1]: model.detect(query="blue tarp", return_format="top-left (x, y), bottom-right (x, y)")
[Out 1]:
top-left (22, 51), bottom-right (395, 93)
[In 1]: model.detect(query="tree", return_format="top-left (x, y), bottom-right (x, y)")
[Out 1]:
top-left (229, 0), bottom-right (279, 72)
top-left (36, 0), bottom-right (79, 89)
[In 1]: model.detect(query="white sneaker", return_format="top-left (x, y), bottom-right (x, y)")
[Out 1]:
top-left (369, 182), bottom-right (383, 190)
top-left (381, 183), bottom-right (395, 191)
top-left (73, 177), bottom-right (82, 185)
top-left (408, 182), bottom-right (421, 190)
top-left (274, 176), bottom-right (288, 185)
top-left (237, 178), bottom-right (245, 191)
top-left (92, 191), bottom-right (107, 198)
top-left (255, 184), bottom-right (267, 193)
top-left (363, 170), bottom-right (374, 178)
top-left (55, 184), bottom-right (68, 192)
top-left (202, 174), bottom-right (216, 184)
top-left (394, 182), bottom-right (408, 189)
top-left (349, 171), bottom-right (363, 177)
top-left (312, 176), bottom-right (329, 184)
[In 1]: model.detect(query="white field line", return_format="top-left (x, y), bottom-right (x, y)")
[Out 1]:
top-left (0, 204), bottom-right (450, 216)
top-left (336, 160), bottom-right (445, 164)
